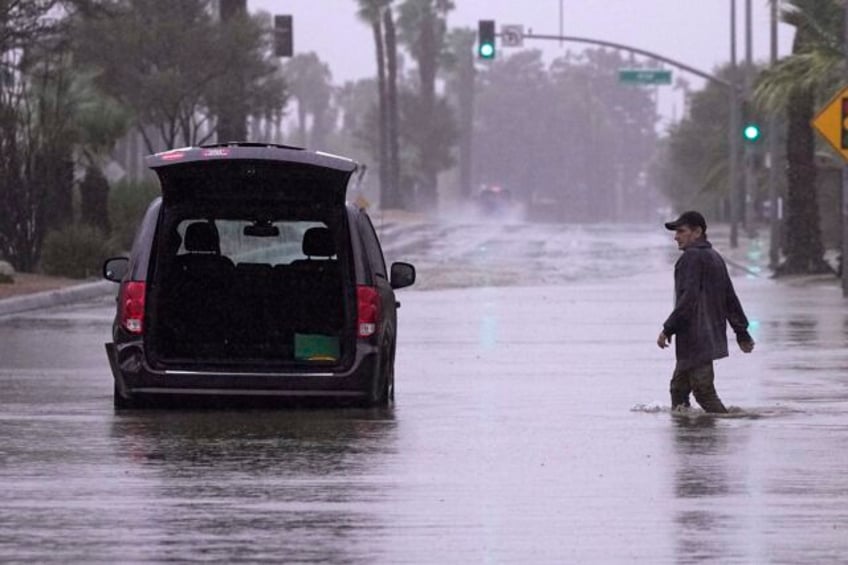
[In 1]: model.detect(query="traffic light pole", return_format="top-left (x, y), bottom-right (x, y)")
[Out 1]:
top-left (843, 4), bottom-right (848, 296)
top-left (743, 0), bottom-right (756, 236)
top-left (729, 0), bottom-right (740, 248)
top-left (768, 0), bottom-right (780, 268)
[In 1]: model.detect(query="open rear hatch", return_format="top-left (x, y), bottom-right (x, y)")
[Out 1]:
top-left (149, 144), bottom-right (355, 208)
top-left (144, 145), bottom-right (359, 371)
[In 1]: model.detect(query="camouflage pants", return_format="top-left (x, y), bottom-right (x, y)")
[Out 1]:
top-left (669, 361), bottom-right (728, 414)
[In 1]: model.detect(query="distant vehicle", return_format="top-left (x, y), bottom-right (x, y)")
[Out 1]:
top-left (102, 143), bottom-right (416, 408)
top-left (476, 185), bottom-right (515, 217)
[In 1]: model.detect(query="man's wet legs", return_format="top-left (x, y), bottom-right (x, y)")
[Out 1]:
top-left (669, 365), bottom-right (692, 410)
top-left (689, 363), bottom-right (727, 413)
top-left (670, 362), bottom-right (728, 414)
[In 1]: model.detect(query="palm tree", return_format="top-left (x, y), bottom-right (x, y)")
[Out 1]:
top-left (284, 52), bottom-right (333, 148)
top-left (71, 73), bottom-right (130, 233)
top-left (356, 0), bottom-right (391, 206)
top-left (383, 4), bottom-right (402, 208)
top-left (444, 28), bottom-right (476, 200)
top-left (754, 0), bottom-right (842, 275)
top-left (397, 0), bottom-right (455, 211)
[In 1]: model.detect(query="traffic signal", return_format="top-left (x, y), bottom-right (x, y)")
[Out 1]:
top-left (742, 122), bottom-right (761, 143)
top-left (274, 15), bottom-right (293, 57)
top-left (741, 100), bottom-right (761, 143)
top-left (478, 20), bottom-right (495, 59)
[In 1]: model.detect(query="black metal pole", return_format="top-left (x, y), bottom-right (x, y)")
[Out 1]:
top-left (743, 0), bottom-right (755, 234)
top-left (843, 3), bottom-right (848, 295)
top-left (520, 32), bottom-right (735, 90)
top-left (559, 0), bottom-right (563, 47)
top-left (768, 0), bottom-right (780, 269)
top-left (729, 0), bottom-right (740, 248)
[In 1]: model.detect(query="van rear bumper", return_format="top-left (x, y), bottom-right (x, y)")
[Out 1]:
top-left (105, 342), bottom-right (377, 400)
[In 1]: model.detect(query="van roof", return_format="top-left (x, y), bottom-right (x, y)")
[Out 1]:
top-left (146, 143), bottom-right (359, 173)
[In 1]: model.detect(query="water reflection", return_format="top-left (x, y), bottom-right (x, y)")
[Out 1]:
top-left (765, 316), bottom-right (820, 346)
top-left (784, 318), bottom-right (818, 344)
top-left (107, 408), bottom-right (397, 563)
top-left (672, 415), bottom-right (730, 498)
top-left (671, 415), bottom-right (737, 564)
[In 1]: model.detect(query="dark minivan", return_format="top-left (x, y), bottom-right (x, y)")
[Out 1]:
top-left (103, 143), bottom-right (415, 408)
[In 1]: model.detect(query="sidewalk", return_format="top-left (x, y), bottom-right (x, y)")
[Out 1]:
top-left (709, 222), bottom-right (841, 286)
top-left (0, 278), bottom-right (113, 317)
top-left (709, 223), bottom-right (773, 278)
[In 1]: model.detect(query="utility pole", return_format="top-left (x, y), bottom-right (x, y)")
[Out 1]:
top-left (729, 0), bottom-right (740, 248)
top-left (843, 3), bottom-right (848, 295)
top-left (743, 0), bottom-right (756, 234)
top-left (559, 0), bottom-right (563, 47)
top-left (768, 0), bottom-right (780, 268)
top-left (217, 0), bottom-right (248, 142)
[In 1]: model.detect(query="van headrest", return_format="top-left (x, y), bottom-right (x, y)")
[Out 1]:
top-left (302, 227), bottom-right (335, 257)
top-left (184, 221), bottom-right (220, 254)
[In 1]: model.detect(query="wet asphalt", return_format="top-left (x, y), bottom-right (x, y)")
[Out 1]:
top-left (1, 221), bottom-right (847, 563)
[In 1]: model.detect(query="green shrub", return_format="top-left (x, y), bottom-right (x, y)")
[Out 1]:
top-left (108, 178), bottom-right (160, 252)
top-left (41, 224), bottom-right (117, 279)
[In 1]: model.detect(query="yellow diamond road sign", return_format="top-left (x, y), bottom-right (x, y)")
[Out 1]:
top-left (812, 85), bottom-right (848, 162)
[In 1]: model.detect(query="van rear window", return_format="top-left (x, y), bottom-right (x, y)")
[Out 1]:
top-left (172, 218), bottom-right (333, 266)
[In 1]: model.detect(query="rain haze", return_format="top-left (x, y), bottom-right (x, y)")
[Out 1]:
top-left (2, 2), bottom-right (848, 564)
top-left (248, 0), bottom-right (796, 124)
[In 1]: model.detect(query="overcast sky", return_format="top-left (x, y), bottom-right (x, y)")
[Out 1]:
top-left (247, 1), bottom-right (795, 127)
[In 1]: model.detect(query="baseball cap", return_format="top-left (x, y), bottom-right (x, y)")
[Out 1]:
top-left (664, 210), bottom-right (707, 231)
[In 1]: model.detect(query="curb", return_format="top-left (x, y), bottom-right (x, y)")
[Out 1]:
top-left (0, 280), bottom-right (115, 317)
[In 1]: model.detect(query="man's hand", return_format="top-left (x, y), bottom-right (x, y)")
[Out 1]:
top-left (739, 340), bottom-right (755, 353)
top-left (657, 331), bottom-right (671, 349)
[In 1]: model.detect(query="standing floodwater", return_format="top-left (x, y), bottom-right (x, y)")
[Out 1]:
top-left (1, 223), bottom-right (847, 563)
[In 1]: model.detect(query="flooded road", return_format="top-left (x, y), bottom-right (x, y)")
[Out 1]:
top-left (2, 222), bottom-right (848, 563)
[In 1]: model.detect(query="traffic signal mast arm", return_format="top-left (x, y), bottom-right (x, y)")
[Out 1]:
top-left (478, 24), bottom-right (752, 135)
top-left (504, 30), bottom-right (738, 93)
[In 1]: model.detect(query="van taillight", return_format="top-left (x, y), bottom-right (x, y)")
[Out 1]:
top-left (119, 281), bottom-right (146, 334)
top-left (357, 285), bottom-right (380, 338)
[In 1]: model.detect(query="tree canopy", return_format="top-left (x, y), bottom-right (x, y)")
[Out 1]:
top-left (72, 0), bottom-right (286, 152)
top-left (474, 48), bottom-right (659, 221)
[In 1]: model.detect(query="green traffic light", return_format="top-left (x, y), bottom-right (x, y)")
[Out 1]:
top-left (478, 19), bottom-right (495, 60)
top-left (479, 42), bottom-right (495, 59)
top-left (743, 123), bottom-right (761, 142)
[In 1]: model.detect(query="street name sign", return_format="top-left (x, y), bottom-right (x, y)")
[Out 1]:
top-left (812, 85), bottom-right (848, 162)
top-left (618, 69), bottom-right (672, 85)
top-left (501, 25), bottom-right (524, 47)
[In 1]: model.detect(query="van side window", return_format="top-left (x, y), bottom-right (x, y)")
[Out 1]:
top-left (357, 214), bottom-right (386, 278)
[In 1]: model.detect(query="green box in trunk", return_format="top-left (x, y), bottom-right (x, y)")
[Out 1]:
top-left (294, 333), bottom-right (340, 361)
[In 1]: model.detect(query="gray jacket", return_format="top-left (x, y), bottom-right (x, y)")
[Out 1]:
top-left (662, 238), bottom-right (751, 368)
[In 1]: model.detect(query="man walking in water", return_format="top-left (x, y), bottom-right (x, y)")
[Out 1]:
top-left (657, 211), bottom-right (755, 413)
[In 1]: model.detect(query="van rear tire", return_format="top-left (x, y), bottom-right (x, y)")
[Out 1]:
top-left (365, 348), bottom-right (392, 408)
top-left (113, 382), bottom-right (136, 409)
top-left (367, 369), bottom-right (390, 408)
